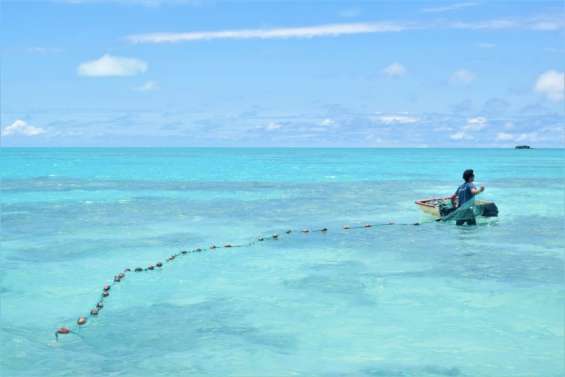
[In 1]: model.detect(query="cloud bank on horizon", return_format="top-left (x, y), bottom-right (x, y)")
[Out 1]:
top-left (2, 1), bottom-right (564, 147)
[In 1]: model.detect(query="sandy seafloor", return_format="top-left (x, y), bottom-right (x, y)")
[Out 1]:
top-left (1, 148), bottom-right (564, 377)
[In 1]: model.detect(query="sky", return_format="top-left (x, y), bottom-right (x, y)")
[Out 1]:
top-left (1, 0), bottom-right (564, 147)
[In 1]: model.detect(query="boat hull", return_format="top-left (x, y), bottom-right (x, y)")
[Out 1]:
top-left (415, 197), bottom-right (498, 219)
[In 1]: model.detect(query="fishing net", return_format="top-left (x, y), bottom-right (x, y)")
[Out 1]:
top-left (53, 197), bottom-right (498, 339)
top-left (438, 197), bottom-right (491, 224)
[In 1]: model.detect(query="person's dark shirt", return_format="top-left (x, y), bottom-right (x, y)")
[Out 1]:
top-left (456, 182), bottom-right (476, 207)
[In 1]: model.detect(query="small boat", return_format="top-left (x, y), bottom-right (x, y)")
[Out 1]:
top-left (515, 145), bottom-right (532, 149)
top-left (415, 197), bottom-right (498, 219)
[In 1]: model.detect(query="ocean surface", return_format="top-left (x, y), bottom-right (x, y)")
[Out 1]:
top-left (1, 148), bottom-right (564, 377)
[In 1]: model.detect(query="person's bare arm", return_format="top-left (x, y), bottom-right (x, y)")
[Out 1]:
top-left (471, 186), bottom-right (485, 195)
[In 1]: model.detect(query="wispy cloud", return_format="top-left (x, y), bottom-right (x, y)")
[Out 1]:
top-left (477, 42), bottom-right (496, 48)
top-left (448, 16), bottom-right (565, 31)
top-left (529, 18), bottom-right (565, 31)
top-left (135, 80), bottom-right (159, 92)
top-left (496, 132), bottom-right (514, 141)
top-left (422, 2), bottom-right (478, 13)
top-left (534, 70), bottom-right (564, 102)
top-left (6, 109), bottom-right (562, 147)
top-left (78, 54), bottom-right (148, 77)
top-left (263, 121), bottom-right (283, 131)
top-left (450, 116), bottom-right (487, 140)
top-left (448, 19), bottom-right (517, 30)
top-left (372, 115), bottom-right (420, 125)
top-left (319, 118), bottom-right (337, 127)
top-left (449, 69), bottom-right (475, 85)
top-left (27, 47), bottom-right (62, 54)
top-left (2, 120), bottom-right (46, 137)
top-left (449, 131), bottom-right (472, 140)
top-left (464, 116), bottom-right (488, 131)
top-left (55, 0), bottom-right (198, 6)
top-left (127, 22), bottom-right (408, 43)
top-left (482, 98), bottom-right (510, 115)
top-left (544, 47), bottom-right (565, 53)
top-left (382, 63), bottom-right (407, 77)
top-left (496, 131), bottom-right (540, 143)
top-left (127, 15), bottom-right (563, 44)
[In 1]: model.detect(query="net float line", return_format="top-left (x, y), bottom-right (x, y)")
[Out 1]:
top-left (54, 220), bottom-right (422, 341)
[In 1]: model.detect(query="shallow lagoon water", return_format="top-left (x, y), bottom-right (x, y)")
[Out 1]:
top-left (1, 148), bottom-right (564, 377)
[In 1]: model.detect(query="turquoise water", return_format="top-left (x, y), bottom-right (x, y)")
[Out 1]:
top-left (2, 148), bottom-right (564, 377)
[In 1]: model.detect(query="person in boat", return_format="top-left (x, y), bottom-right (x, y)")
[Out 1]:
top-left (450, 169), bottom-right (485, 225)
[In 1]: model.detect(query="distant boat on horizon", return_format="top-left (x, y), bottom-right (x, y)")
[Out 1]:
top-left (515, 145), bottom-right (532, 149)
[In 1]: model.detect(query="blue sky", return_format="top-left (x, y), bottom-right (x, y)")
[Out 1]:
top-left (1, 0), bottom-right (564, 147)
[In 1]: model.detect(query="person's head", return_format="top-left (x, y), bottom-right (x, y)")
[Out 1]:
top-left (462, 169), bottom-right (475, 183)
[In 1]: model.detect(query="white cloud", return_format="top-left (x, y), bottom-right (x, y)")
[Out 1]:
top-left (319, 118), bottom-right (336, 126)
top-left (373, 115), bottom-right (420, 125)
top-left (382, 62), bottom-right (407, 77)
top-left (516, 133), bottom-right (540, 142)
top-left (422, 2), bottom-right (478, 13)
top-left (496, 131), bottom-right (540, 142)
top-left (27, 47), bottom-right (62, 54)
top-left (450, 131), bottom-right (473, 140)
top-left (78, 54), bottom-right (148, 77)
top-left (449, 117), bottom-right (488, 141)
top-left (265, 122), bottom-right (282, 131)
top-left (449, 69), bottom-right (475, 85)
top-left (464, 116), bottom-right (488, 130)
top-left (57, 0), bottom-right (197, 5)
top-left (433, 126), bottom-right (454, 132)
top-left (495, 132), bottom-right (514, 141)
top-left (365, 134), bottom-right (384, 143)
top-left (449, 19), bottom-right (517, 30)
top-left (135, 80), bottom-right (159, 91)
top-left (2, 120), bottom-right (46, 136)
top-left (127, 22), bottom-right (408, 43)
top-left (534, 70), bottom-right (564, 102)
top-left (545, 47), bottom-right (565, 53)
top-left (450, 17), bottom-right (564, 31)
top-left (530, 19), bottom-right (565, 31)
top-left (477, 42), bottom-right (496, 48)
